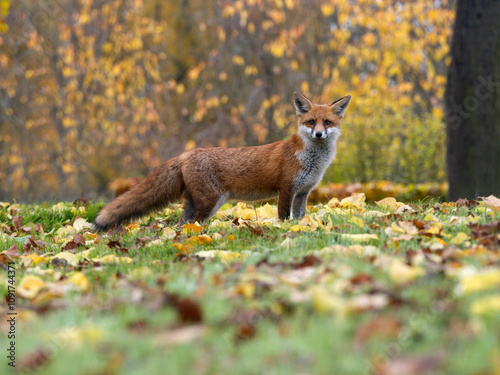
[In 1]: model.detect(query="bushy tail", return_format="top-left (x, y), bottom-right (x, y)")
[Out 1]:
top-left (93, 157), bottom-right (184, 231)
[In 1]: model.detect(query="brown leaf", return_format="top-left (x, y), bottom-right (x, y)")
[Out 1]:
top-left (153, 325), bottom-right (206, 347)
top-left (376, 352), bottom-right (445, 375)
top-left (354, 315), bottom-right (401, 349)
top-left (291, 255), bottom-right (322, 269)
top-left (12, 215), bottom-right (22, 230)
top-left (4, 244), bottom-right (20, 257)
top-left (127, 319), bottom-right (149, 334)
top-left (73, 233), bottom-right (86, 247)
top-left (135, 236), bottom-right (153, 248)
top-left (23, 235), bottom-right (39, 253)
top-left (480, 195), bottom-right (500, 210)
top-left (468, 221), bottom-right (500, 239)
top-left (456, 198), bottom-right (479, 208)
top-left (61, 241), bottom-right (77, 252)
top-left (17, 348), bottom-right (51, 372)
top-left (73, 197), bottom-right (88, 206)
top-left (164, 293), bottom-right (203, 324)
top-left (350, 273), bottom-right (373, 285)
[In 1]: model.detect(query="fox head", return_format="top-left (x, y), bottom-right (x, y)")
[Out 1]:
top-left (293, 92), bottom-right (351, 141)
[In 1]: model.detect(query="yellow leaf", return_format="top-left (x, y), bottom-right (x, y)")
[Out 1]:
top-left (161, 227), bottom-right (177, 239)
top-left (18, 275), bottom-right (45, 299)
top-left (310, 287), bottom-right (345, 314)
top-left (423, 213), bottom-right (438, 222)
top-left (340, 193), bottom-right (366, 209)
top-left (348, 217), bottom-right (365, 228)
top-left (182, 223), bottom-right (203, 234)
top-left (298, 215), bottom-right (320, 229)
top-left (390, 222), bottom-right (406, 234)
top-left (290, 224), bottom-right (309, 232)
top-left (256, 203), bottom-right (276, 219)
top-left (185, 140), bottom-right (196, 151)
top-left (234, 282), bottom-right (256, 299)
top-left (189, 234), bottom-right (213, 245)
top-left (68, 272), bottom-right (89, 292)
top-left (450, 232), bottom-right (469, 245)
top-left (458, 270), bottom-right (500, 295)
top-left (125, 222), bottom-right (140, 231)
top-left (232, 55), bottom-right (244, 65)
top-left (53, 251), bottom-right (79, 267)
top-left (195, 250), bottom-right (245, 263)
top-left (326, 197), bottom-right (340, 207)
top-left (388, 260), bottom-right (425, 285)
top-left (20, 253), bottom-right (47, 267)
top-left (93, 254), bottom-right (133, 264)
top-left (320, 4), bottom-right (334, 17)
top-left (129, 266), bottom-right (153, 280)
top-left (470, 295), bottom-right (500, 316)
top-left (375, 197), bottom-right (404, 212)
top-left (425, 224), bottom-right (442, 235)
top-left (340, 233), bottom-right (378, 243)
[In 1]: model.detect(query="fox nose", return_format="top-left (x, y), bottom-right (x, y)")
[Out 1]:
top-left (315, 132), bottom-right (323, 138)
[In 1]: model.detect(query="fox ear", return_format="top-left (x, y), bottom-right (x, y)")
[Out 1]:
top-left (293, 92), bottom-right (313, 116)
top-left (330, 95), bottom-right (351, 118)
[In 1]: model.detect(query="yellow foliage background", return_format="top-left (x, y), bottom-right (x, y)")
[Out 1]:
top-left (0, 0), bottom-right (454, 200)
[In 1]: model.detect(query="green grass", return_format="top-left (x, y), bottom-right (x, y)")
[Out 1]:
top-left (1, 197), bottom-right (500, 375)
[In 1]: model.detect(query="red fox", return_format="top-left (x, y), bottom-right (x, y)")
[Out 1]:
top-left (93, 92), bottom-right (351, 231)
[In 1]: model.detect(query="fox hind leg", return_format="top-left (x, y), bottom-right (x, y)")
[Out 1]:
top-left (180, 192), bottom-right (196, 225)
top-left (193, 192), bottom-right (228, 223)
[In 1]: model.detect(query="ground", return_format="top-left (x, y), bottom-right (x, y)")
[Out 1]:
top-left (1, 194), bottom-right (500, 374)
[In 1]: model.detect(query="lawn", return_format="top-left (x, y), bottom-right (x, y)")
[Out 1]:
top-left (1, 194), bottom-right (500, 375)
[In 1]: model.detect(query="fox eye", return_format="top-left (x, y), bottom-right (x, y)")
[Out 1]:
top-left (308, 120), bottom-right (315, 125)
top-left (324, 120), bottom-right (331, 126)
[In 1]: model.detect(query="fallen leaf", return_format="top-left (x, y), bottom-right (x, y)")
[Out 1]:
top-left (189, 234), bottom-right (213, 245)
top-left (348, 216), bottom-right (365, 228)
top-left (17, 348), bottom-right (51, 372)
top-left (195, 250), bottom-right (246, 263)
top-left (92, 254), bottom-right (133, 264)
top-left (376, 352), bottom-right (445, 375)
top-left (375, 197), bottom-right (404, 212)
top-left (182, 223), bottom-right (203, 234)
top-left (256, 203), bottom-right (276, 219)
top-left (354, 315), bottom-right (401, 348)
top-left (73, 218), bottom-right (93, 232)
top-left (52, 251), bottom-right (79, 267)
top-left (18, 275), bottom-right (46, 299)
top-left (153, 325), bottom-right (206, 347)
top-left (164, 293), bottom-right (203, 323)
top-left (470, 295), bottom-right (500, 315)
top-left (310, 287), bottom-right (346, 314)
top-left (480, 195), bottom-right (500, 211)
top-left (68, 272), bottom-right (90, 292)
top-left (340, 193), bottom-right (366, 209)
top-left (457, 269), bottom-right (500, 295)
top-left (388, 260), bottom-right (425, 284)
top-left (340, 233), bottom-right (379, 243)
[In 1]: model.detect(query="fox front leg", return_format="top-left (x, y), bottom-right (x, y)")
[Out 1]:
top-left (278, 189), bottom-right (293, 220)
top-left (292, 192), bottom-right (308, 219)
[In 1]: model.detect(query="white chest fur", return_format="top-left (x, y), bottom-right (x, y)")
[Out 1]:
top-left (294, 126), bottom-right (340, 193)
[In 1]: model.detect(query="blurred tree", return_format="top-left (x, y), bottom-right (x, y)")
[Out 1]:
top-left (445, 0), bottom-right (500, 200)
top-left (0, 0), bottom-right (455, 201)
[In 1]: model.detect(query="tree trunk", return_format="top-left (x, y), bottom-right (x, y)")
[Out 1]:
top-left (445, 0), bottom-right (500, 200)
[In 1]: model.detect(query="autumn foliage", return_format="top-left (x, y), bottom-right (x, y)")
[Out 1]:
top-left (0, 0), bottom-right (454, 201)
